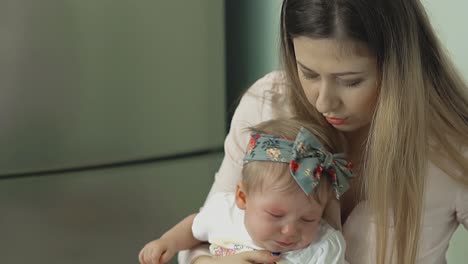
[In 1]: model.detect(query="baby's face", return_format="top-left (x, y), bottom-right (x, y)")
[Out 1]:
top-left (242, 185), bottom-right (324, 253)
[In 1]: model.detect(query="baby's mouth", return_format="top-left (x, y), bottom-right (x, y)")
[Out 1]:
top-left (275, 240), bottom-right (294, 247)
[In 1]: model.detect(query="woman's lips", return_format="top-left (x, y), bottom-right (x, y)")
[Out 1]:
top-left (325, 117), bottom-right (346, 125)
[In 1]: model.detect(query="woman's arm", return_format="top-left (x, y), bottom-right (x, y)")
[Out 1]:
top-left (139, 214), bottom-right (200, 264)
top-left (193, 251), bottom-right (282, 264)
top-left (160, 214), bottom-right (200, 250)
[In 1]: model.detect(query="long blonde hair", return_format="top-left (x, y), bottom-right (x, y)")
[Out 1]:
top-left (279, 0), bottom-right (468, 263)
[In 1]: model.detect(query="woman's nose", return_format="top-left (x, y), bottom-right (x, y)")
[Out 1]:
top-left (315, 81), bottom-right (340, 114)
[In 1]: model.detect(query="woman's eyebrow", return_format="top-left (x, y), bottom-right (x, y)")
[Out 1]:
top-left (297, 61), bottom-right (316, 73)
top-left (297, 60), bottom-right (363, 76)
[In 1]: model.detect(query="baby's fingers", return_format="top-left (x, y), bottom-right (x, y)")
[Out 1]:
top-left (159, 249), bottom-right (175, 264)
top-left (139, 245), bottom-right (164, 264)
top-left (138, 247), bottom-right (148, 264)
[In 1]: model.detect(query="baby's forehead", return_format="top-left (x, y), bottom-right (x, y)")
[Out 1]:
top-left (246, 163), bottom-right (329, 209)
top-left (256, 185), bottom-right (324, 210)
top-left (253, 171), bottom-right (307, 196)
top-left (256, 172), bottom-right (298, 192)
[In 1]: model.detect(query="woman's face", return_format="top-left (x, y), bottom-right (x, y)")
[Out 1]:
top-left (293, 37), bottom-right (379, 133)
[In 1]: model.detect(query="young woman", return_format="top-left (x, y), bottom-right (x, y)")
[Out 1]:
top-left (177, 0), bottom-right (468, 263)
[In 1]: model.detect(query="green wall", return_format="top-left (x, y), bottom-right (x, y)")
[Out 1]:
top-left (225, 0), bottom-right (282, 125)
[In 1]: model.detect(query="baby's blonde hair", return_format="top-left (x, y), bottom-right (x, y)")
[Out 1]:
top-left (242, 118), bottom-right (341, 206)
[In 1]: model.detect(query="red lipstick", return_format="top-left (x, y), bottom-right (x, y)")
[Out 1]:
top-left (325, 117), bottom-right (346, 125)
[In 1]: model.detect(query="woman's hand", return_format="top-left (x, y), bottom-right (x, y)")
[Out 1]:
top-left (193, 250), bottom-right (282, 264)
top-left (138, 238), bottom-right (176, 264)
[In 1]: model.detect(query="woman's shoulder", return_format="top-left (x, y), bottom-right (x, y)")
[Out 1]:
top-left (425, 158), bottom-right (467, 208)
top-left (232, 71), bottom-right (291, 123)
top-left (425, 144), bottom-right (467, 192)
top-left (246, 70), bottom-right (289, 95)
top-left (426, 139), bottom-right (467, 186)
top-left (219, 71), bottom-right (292, 179)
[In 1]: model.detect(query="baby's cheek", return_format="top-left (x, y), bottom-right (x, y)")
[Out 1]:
top-left (245, 217), bottom-right (270, 240)
top-left (254, 223), bottom-right (275, 239)
top-left (301, 226), bottom-right (319, 244)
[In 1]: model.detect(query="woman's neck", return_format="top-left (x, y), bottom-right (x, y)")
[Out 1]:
top-left (339, 126), bottom-right (370, 220)
top-left (342, 125), bottom-right (371, 171)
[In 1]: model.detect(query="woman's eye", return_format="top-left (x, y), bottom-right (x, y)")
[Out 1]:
top-left (301, 72), bottom-right (319, 80)
top-left (301, 218), bottom-right (317, 223)
top-left (341, 79), bottom-right (363, 87)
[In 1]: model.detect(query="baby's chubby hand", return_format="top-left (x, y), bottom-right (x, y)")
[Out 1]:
top-left (138, 238), bottom-right (176, 264)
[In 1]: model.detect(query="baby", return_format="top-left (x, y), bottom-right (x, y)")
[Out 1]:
top-left (139, 118), bottom-right (353, 264)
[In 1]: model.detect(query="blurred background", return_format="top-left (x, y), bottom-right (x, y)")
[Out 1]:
top-left (0, 0), bottom-right (466, 263)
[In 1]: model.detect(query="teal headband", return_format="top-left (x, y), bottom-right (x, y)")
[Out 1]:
top-left (243, 127), bottom-right (353, 199)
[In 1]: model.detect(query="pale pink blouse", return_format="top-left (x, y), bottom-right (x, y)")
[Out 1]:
top-left (179, 71), bottom-right (468, 264)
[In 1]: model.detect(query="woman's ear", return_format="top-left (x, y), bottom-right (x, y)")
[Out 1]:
top-left (235, 181), bottom-right (248, 210)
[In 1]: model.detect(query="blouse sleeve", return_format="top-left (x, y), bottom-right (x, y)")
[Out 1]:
top-left (178, 71), bottom-right (287, 264)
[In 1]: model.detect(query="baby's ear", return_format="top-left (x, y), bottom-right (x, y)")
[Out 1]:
top-left (235, 181), bottom-right (248, 210)
top-left (322, 198), bottom-right (342, 231)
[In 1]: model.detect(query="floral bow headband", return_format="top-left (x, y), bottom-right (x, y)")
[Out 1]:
top-left (243, 127), bottom-right (353, 199)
